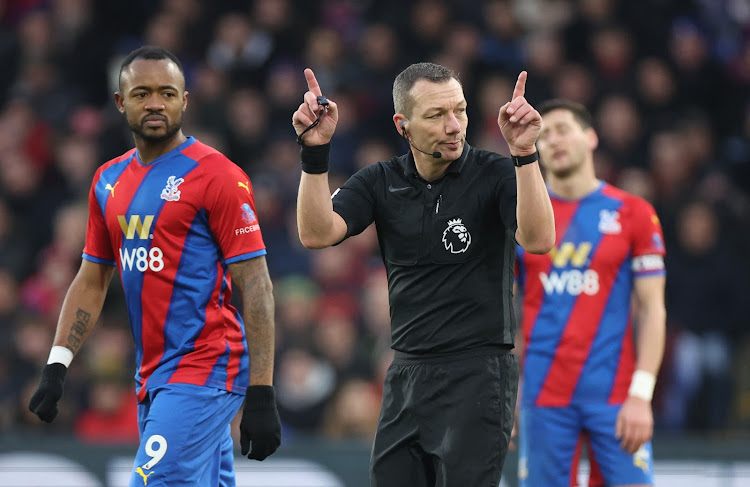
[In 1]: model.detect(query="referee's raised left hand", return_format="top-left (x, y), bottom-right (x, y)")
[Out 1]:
top-left (498, 71), bottom-right (542, 156)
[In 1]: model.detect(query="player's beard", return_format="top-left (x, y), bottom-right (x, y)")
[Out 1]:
top-left (548, 147), bottom-right (586, 179)
top-left (130, 112), bottom-right (183, 143)
top-left (549, 163), bottom-right (579, 179)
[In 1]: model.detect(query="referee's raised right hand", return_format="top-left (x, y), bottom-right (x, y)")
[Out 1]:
top-left (292, 68), bottom-right (338, 146)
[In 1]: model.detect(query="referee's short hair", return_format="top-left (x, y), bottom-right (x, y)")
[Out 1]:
top-left (393, 62), bottom-right (461, 118)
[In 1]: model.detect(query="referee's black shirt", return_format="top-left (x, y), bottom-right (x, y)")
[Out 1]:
top-left (332, 144), bottom-right (519, 355)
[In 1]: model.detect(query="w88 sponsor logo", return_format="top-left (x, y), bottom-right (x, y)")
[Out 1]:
top-left (539, 241), bottom-right (600, 296)
top-left (117, 214), bottom-right (165, 272)
top-left (539, 269), bottom-right (600, 296)
top-left (120, 247), bottom-right (165, 272)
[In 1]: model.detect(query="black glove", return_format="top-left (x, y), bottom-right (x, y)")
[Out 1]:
top-left (240, 385), bottom-right (282, 461)
top-left (28, 363), bottom-right (68, 423)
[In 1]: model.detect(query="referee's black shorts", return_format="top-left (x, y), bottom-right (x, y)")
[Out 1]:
top-left (370, 348), bottom-right (519, 487)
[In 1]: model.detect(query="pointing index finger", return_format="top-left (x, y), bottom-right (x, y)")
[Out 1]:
top-left (512, 71), bottom-right (527, 100)
top-left (304, 68), bottom-right (323, 97)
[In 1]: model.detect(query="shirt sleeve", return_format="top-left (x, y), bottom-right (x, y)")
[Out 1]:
top-left (203, 157), bottom-right (266, 264)
top-left (82, 169), bottom-right (116, 265)
top-left (495, 157), bottom-right (518, 233)
top-left (331, 165), bottom-right (377, 240)
top-left (630, 197), bottom-right (666, 277)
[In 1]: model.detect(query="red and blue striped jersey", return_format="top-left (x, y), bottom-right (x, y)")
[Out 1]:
top-left (516, 182), bottom-right (665, 407)
top-left (83, 137), bottom-right (265, 402)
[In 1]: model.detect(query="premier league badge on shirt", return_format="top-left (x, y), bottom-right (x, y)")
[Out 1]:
top-left (442, 218), bottom-right (472, 253)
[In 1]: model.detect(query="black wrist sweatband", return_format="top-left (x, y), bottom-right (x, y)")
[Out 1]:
top-left (300, 143), bottom-right (331, 174)
top-left (511, 151), bottom-right (539, 167)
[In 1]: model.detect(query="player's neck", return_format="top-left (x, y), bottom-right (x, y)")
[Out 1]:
top-left (134, 132), bottom-right (188, 165)
top-left (548, 171), bottom-right (600, 201)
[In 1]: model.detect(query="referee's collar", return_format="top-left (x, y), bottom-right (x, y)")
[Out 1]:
top-left (399, 143), bottom-right (471, 179)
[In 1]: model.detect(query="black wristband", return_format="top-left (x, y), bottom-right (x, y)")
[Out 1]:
top-left (511, 151), bottom-right (539, 167)
top-left (300, 143), bottom-right (331, 174)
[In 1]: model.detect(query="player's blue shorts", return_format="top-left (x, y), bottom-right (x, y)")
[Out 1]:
top-left (129, 383), bottom-right (244, 487)
top-left (519, 403), bottom-right (654, 487)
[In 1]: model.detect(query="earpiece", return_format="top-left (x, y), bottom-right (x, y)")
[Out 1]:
top-left (400, 120), bottom-right (407, 137)
top-left (297, 95), bottom-right (329, 145)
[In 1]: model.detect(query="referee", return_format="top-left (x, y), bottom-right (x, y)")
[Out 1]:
top-left (292, 63), bottom-right (554, 486)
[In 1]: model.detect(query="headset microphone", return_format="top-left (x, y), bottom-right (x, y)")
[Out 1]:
top-left (412, 144), bottom-right (443, 159)
top-left (400, 121), bottom-right (442, 159)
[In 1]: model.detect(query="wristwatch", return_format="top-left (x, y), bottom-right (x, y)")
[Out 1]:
top-left (511, 151), bottom-right (539, 167)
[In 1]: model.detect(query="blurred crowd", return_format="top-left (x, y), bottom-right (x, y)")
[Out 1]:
top-left (0, 0), bottom-right (749, 447)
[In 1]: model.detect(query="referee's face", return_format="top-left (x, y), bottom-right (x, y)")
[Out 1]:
top-left (407, 78), bottom-right (468, 162)
top-left (116, 59), bottom-right (188, 144)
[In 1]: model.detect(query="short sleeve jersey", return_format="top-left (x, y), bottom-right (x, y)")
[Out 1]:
top-left (332, 144), bottom-right (518, 354)
top-left (83, 137), bottom-right (265, 402)
top-left (516, 182), bottom-right (666, 406)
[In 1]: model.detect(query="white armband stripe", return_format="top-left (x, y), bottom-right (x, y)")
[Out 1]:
top-left (631, 254), bottom-right (665, 272)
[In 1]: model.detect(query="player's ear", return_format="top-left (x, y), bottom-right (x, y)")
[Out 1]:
top-left (586, 127), bottom-right (598, 152)
top-left (183, 90), bottom-right (188, 112)
top-left (114, 92), bottom-right (125, 113)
